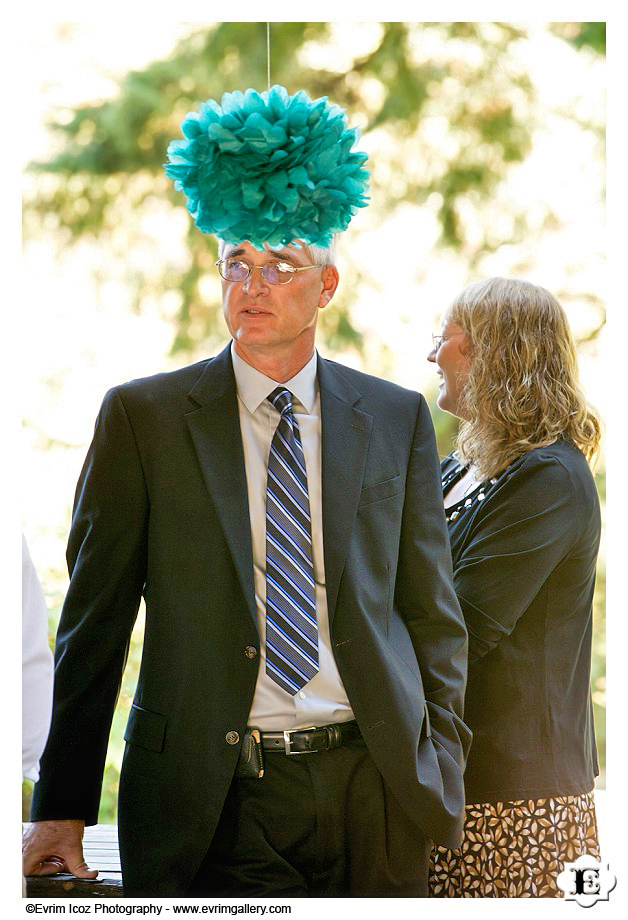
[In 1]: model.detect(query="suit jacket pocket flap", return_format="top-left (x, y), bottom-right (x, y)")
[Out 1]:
top-left (124, 703), bottom-right (167, 753)
top-left (358, 475), bottom-right (402, 507)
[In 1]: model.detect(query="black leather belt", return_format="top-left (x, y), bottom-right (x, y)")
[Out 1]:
top-left (259, 720), bottom-right (361, 755)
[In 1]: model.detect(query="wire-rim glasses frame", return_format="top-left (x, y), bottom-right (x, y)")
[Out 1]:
top-left (431, 332), bottom-right (466, 351)
top-left (215, 259), bottom-right (320, 285)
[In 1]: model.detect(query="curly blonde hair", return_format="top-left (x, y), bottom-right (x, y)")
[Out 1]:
top-left (449, 277), bottom-right (601, 480)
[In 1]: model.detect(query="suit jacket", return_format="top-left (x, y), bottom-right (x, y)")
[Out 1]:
top-left (32, 344), bottom-right (470, 896)
top-left (442, 442), bottom-right (600, 803)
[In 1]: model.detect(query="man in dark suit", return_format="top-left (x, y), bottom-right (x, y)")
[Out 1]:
top-left (24, 237), bottom-right (470, 896)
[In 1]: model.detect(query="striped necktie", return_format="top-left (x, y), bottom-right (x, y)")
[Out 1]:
top-left (265, 387), bottom-right (319, 694)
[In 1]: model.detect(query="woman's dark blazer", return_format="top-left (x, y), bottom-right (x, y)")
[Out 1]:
top-left (442, 440), bottom-right (600, 804)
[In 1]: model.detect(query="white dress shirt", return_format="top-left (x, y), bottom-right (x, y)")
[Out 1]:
top-left (22, 534), bottom-right (54, 782)
top-left (231, 343), bottom-right (354, 731)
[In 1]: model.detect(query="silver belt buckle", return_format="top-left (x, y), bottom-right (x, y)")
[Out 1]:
top-left (283, 726), bottom-right (317, 755)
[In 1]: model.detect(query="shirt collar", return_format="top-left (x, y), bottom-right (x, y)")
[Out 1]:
top-left (230, 342), bottom-right (318, 415)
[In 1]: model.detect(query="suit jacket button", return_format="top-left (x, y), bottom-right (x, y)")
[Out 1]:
top-left (225, 731), bottom-right (240, 745)
top-left (244, 645), bottom-right (258, 659)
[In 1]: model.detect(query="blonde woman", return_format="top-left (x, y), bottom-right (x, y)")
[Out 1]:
top-left (427, 278), bottom-right (601, 897)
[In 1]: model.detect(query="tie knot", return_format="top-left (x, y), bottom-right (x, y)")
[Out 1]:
top-left (268, 387), bottom-right (293, 416)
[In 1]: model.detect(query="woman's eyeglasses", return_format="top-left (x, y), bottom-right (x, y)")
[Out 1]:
top-left (431, 332), bottom-right (465, 350)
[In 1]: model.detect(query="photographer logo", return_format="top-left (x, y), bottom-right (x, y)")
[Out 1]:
top-left (557, 855), bottom-right (616, 907)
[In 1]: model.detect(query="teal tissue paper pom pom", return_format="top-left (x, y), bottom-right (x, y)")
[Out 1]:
top-left (164, 85), bottom-right (370, 249)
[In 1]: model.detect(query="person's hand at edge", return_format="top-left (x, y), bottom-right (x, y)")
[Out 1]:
top-left (22, 819), bottom-right (99, 879)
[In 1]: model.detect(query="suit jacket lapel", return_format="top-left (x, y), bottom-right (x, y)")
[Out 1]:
top-left (184, 344), bottom-right (256, 626)
top-left (318, 358), bottom-right (373, 625)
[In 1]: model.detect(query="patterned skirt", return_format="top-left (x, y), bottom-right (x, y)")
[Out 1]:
top-left (429, 792), bottom-right (600, 898)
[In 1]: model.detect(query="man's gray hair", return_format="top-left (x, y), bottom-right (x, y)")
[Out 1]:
top-left (304, 238), bottom-right (337, 267)
top-left (217, 236), bottom-right (337, 267)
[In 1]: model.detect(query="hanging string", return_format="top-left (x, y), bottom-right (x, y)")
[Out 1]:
top-left (266, 22), bottom-right (271, 91)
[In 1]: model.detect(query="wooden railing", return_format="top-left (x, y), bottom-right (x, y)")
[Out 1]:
top-left (25, 824), bottom-right (123, 898)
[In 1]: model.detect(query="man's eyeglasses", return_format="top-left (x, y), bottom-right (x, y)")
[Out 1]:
top-left (431, 332), bottom-right (465, 350)
top-left (215, 259), bottom-right (320, 286)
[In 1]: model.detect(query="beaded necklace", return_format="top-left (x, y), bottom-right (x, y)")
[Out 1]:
top-left (442, 461), bottom-right (498, 523)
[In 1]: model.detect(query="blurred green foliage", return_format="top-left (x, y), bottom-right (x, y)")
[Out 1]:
top-left (24, 21), bottom-right (548, 356)
top-left (552, 22), bottom-right (606, 54)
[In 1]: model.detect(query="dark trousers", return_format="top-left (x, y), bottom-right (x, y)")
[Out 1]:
top-left (188, 735), bottom-right (430, 897)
